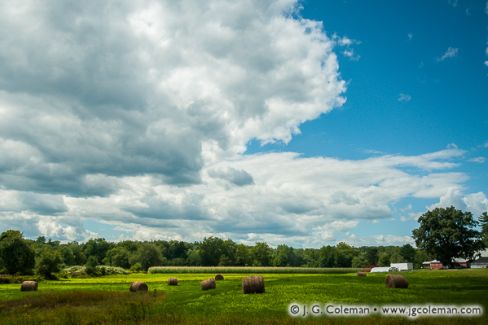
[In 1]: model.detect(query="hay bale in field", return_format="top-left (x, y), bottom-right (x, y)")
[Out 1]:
top-left (129, 281), bottom-right (148, 292)
top-left (215, 274), bottom-right (224, 281)
top-left (385, 274), bottom-right (408, 289)
top-left (200, 278), bottom-right (216, 290)
top-left (362, 267), bottom-right (372, 273)
top-left (357, 271), bottom-right (367, 277)
top-left (168, 277), bottom-right (178, 286)
top-left (20, 281), bottom-right (38, 291)
top-left (242, 275), bottom-right (265, 294)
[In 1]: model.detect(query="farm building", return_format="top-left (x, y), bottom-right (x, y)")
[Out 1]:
top-left (478, 249), bottom-right (488, 257)
top-left (422, 258), bottom-right (468, 269)
top-left (390, 263), bottom-right (413, 271)
top-left (370, 266), bottom-right (399, 273)
top-left (471, 257), bottom-right (488, 269)
top-left (422, 260), bottom-right (443, 269)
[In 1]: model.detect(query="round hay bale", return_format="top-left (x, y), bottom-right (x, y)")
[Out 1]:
top-left (362, 267), bottom-right (372, 273)
top-left (385, 274), bottom-right (408, 289)
top-left (168, 277), bottom-right (178, 286)
top-left (357, 271), bottom-right (367, 277)
top-left (242, 275), bottom-right (265, 294)
top-left (20, 281), bottom-right (38, 291)
top-left (215, 274), bottom-right (224, 281)
top-left (200, 278), bottom-right (216, 290)
top-left (129, 281), bottom-right (148, 292)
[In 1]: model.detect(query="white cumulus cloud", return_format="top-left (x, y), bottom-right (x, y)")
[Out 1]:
top-left (437, 47), bottom-right (459, 61)
top-left (0, 0), bottom-right (345, 193)
top-left (0, 1), bottom-right (486, 246)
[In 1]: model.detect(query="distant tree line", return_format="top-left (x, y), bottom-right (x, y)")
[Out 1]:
top-left (0, 230), bottom-right (428, 276)
top-left (1, 207), bottom-right (486, 277)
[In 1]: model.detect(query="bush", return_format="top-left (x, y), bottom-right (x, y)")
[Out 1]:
top-left (62, 265), bottom-right (129, 277)
top-left (63, 265), bottom-right (87, 277)
top-left (130, 263), bottom-right (142, 273)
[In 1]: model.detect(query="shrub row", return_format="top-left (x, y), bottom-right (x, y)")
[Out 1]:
top-left (61, 265), bottom-right (129, 277)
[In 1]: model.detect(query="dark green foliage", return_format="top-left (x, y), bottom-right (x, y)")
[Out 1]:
top-left (399, 244), bottom-right (416, 262)
top-left (234, 244), bottom-right (252, 266)
top-left (85, 256), bottom-right (99, 276)
top-left (480, 212), bottom-right (488, 248)
top-left (335, 242), bottom-right (354, 267)
top-left (414, 249), bottom-right (432, 268)
top-left (0, 230), bottom-right (35, 275)
top-left (104, 247), bottom-right (130, 268)
top-left (351, 251), bottom-right (369, 268)
top-left (83, 238), bottom-right (111, 264)
top-left (272, 244), bottom-right (300, 266)
top-left (59, 246), bottom-right (76, 266)
top-left (377, 251), bottom-right (391, 266)
top-left (130, 263), bottom-right (142, 272)
top-left (161, 240), bottom-right (189, 260)
top-left (412, 206), bottom-right (484, 266)
top-left (186, 249), bottom-right (202, 266)
top-left (364, 247), bottom-right (378, 265)
top-left (251, 242), bottom-right (272, 266)
top-left (318, 245), bottom-right (336, 267)
top-left (130, 244), bottom-right (164, 271)
top-left (199, 237), bottom-right (230, 266)
top-left (196, 237), bottom-right (238, 266)
top-left (35, 247), bottom-right (62, 279)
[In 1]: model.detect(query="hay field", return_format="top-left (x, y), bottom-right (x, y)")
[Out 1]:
top-left (0, 269), bottom-right (487, 324)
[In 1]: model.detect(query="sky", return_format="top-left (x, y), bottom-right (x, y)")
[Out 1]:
top-left (0, 0), bottom-right (487, 247)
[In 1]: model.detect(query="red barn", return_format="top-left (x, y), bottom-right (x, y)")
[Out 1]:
top-left (422, 258), bottom-right (468, 269)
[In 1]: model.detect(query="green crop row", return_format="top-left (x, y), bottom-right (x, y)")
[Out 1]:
top-left (147, 266), bottom-right (360, 274)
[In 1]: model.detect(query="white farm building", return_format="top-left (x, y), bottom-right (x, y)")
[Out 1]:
top-left (370, 266), bottom-right (399, 273)
top-left (390, 263), bottom-right (413, 271)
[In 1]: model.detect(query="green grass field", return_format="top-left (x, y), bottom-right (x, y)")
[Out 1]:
top-left (0, 269), bottom-right (487, 324)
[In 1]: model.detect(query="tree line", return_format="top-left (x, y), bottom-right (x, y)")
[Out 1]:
top-left (1, 207), bottom-right (486, 277)
top-left (0, 230), bottom-right (426, 276)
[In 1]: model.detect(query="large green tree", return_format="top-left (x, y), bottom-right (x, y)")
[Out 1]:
top-left (412, 206), bottom-right (483, 267)
top-left (352, 251), bottom-right (369, 268)
top-left (130, 243), bottom-right (164, 271)
top-left (35, 247), bottom-right (62, 279)
top-left (199, 237), bottom-right (225, 266)
top-left (0, 230), bottom-right (35, 274)
top-left (104, 247), bottom-right (130, 268)
top-left (480, 212), bottom-right (488, 248)
top-left (251, 242), bottom-right (272, 266)
top-left (83, 238), bottom-right (111, 264)
top-left (272, 244), bottom-right (298, 266)
top-left (318, 245), bottom-right (336, 267)
top-left (399, 244), bottom-right (416, 262)
top-left (335, 242), bottom-right (354, 267)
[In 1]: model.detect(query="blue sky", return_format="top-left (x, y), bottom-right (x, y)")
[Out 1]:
top-left (251, 0), bottom-right (488, 162)
top-left (247, 0), bottom-right (488, 244)
top-left (0, 0), bottom-right (487, 246)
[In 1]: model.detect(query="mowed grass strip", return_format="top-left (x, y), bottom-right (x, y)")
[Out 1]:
top-left (0, 269), bottom-right (486, 324)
